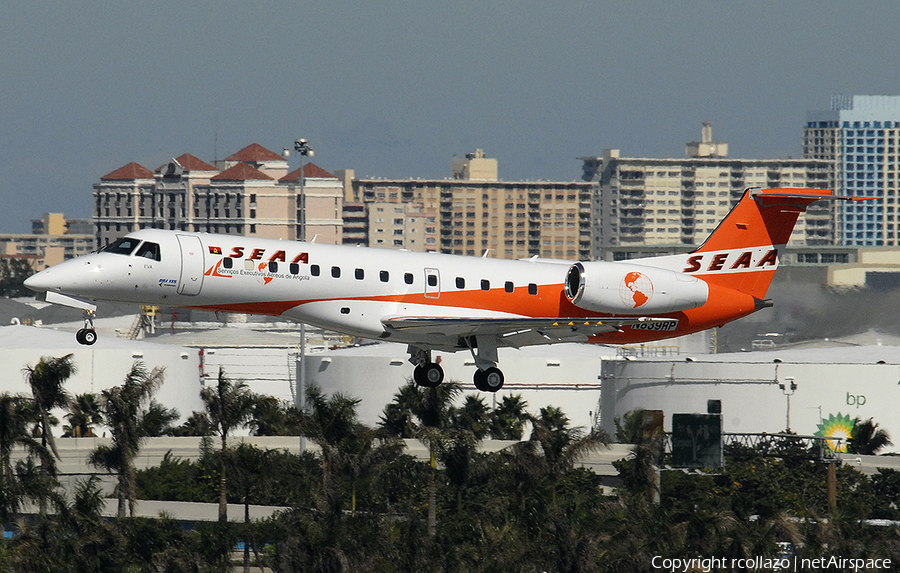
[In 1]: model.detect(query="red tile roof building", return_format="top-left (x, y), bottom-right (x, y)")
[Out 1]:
top-left (93, 143), bottom-right (343, 246)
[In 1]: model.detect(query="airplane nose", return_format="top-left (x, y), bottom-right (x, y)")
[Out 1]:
top-left (24, 269), bottom-right (54, 293)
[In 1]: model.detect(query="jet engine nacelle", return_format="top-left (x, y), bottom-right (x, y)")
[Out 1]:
top-left (564, 261), bottom-right (709, 315)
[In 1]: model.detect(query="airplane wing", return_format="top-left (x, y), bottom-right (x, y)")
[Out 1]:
top-left (381, 315), bottom-right (674, 348)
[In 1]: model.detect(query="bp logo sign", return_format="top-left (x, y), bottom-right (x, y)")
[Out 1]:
top-left (815, 412), bottom-right (853, 453)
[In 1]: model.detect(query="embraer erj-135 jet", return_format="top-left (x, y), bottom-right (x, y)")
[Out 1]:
top-left (25, 187), bottom-right (848, 392)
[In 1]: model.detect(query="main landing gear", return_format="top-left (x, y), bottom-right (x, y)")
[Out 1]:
top-left (409, 346), bottom-right (444, 388)
top-left (407, 339), bottom-right (506, 393)
top-left (467, 335), bottom-right (504, 392)
top-left (76, 310), bottom-right (97, 346)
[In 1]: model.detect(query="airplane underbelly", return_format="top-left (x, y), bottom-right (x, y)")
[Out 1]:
top-left (286, 300), bottom-right (393, 339)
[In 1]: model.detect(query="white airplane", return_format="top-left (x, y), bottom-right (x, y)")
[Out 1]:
top-left (24, 187), bottom-right (847, 392)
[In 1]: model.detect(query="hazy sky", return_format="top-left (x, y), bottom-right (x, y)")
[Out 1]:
top-left (2, 1), bottom-right (899, 233)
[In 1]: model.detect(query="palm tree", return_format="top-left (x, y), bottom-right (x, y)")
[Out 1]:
top-left (488, 394), bottom-right (530, 440)
top-left (450, 394), bottom-right (490, 440)
top-left (380, 380), bottom-right (463, 537)
top-left (23, 354), bottom-right (75, 515)
top-left (228, 443), bottom-right (273, 573)
top-left (171, 411), bottom-right (214, 436)
top-left (849, 417), bottom-right (893, 455)
top-left (139, 400), bottom-right (180, 437)
top-left (249, 395), bottom-right (302, 436)
top-left (378, 382), bottom-right (422, 439)
top-left (63, 393), bottom-right (103, 438)
top-left (200, 367), bottom-right (256, 522)
top-left (299, 384), bottom-right (363, 508)
top-left (0, 392), bottom-right (43, 537)
top-left (523, 406), bottom-right (609, 505)
top-left (89, 361), bottom-right (166, 517)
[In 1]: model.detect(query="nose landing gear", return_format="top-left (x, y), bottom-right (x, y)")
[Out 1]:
top-left (76, 310), bottom-right (97, 346)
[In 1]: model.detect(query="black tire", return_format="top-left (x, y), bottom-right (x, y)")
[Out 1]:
top-left (414, 363), bottom-right (444, 388)
top-left (473, 368), bottom-right (504, 392)
top-left (473, 369), bottom-right (488, 392)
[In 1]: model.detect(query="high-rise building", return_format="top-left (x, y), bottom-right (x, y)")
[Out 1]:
top-left (804, 95), bottom-right (900, 246)
top-left (342, 151), bottom-right (593, 259)
top-left (93, 144), bottom-right (343, 247)
top-left (581, 125), bottom-right (834, 259)
top-left (0, 213), bottom-right (94, 270)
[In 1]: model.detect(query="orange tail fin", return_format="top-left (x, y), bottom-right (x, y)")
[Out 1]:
top-left (684, 187), bottom-right (832, 298)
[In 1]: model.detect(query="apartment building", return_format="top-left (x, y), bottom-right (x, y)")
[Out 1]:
top-left (581, 125), bottom-right (833, 259)
top-left (0, 213), bottom-right (94, 270)
top-left (343, 151), bottom-right (593, 260)
top-left (93, 144), bottom-right (343, 246)
top-left (804, 95), bottom-right (900, 246)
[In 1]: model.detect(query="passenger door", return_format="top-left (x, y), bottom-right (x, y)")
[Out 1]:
top-left (176, 235), bottom-right (205, 295)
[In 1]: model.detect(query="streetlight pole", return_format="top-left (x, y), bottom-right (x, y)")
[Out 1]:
top-left (294, 138), bottom-right (314, 242)
top-left (286, 138), bottom-right (314, 454)
top-left (779, 377), bottom-right (797, 431)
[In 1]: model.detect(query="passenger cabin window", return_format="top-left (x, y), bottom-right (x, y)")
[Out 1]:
top-left (223, 258), bottom-right (233, 269)
top-left (481, 279), bottom-right (490, 291)
top-left (268, 261), bottom-right (278, 273)
top-left (290, 263), bottom-right (300, 275)
top-left (135, 242), bottom-right (161, 261)
top-left (379, 270), bottom-right (389, 282)
top-left (404, 273), bottom-right (414, 284)
top-left (528, 283), bottom-right (538, 295)
top-left (455, 277), bottom-right (465, 289)
top-left (504, 281), bottom-right (514, 293)
top-left (311, 265), bottom-right (320, 276)
top-left (427, 275), bottom-right (438, 287)
top-left (355, 268), bottom-right (364, 280)
top-left (105, 237), bottom-right (140, 256)
top-left (331, 266), bottom-right (341, 278)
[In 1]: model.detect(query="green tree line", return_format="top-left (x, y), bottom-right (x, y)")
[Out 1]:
top-left (2, 355), bottom-right (900, 571)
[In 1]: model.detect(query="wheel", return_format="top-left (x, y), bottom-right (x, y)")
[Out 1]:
top-left (414, 363), bottom-right (443, 388)
top-left (80, 329), bottom-right (97, 346)
top-left (424, 363), bottom-right (444, 387)
top-left (474, 367), bottom-right (504, 392)
top-left (75, 329), bottom-right (86, 344)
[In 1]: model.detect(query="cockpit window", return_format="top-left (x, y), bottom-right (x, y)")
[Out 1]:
top-left (135, 242), bottom-right (161, 261)
top-left (104, 237), bottom-right (141, 256)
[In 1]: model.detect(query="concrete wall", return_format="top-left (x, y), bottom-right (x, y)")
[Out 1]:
top-left (599, 347), bottom-right (900, 452)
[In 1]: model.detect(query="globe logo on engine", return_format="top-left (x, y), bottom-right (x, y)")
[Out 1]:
top-left (619, 271), bottom-right (653, 309)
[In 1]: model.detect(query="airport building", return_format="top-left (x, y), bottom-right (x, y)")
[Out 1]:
top-left (92, 144), bottom-right (343, 248)
top-left (804, 95), bottom-right (900, 246)
top-left (581, 124), bottom-right (834, 259)
top-left (340, 150), bottom-right (593, 260)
